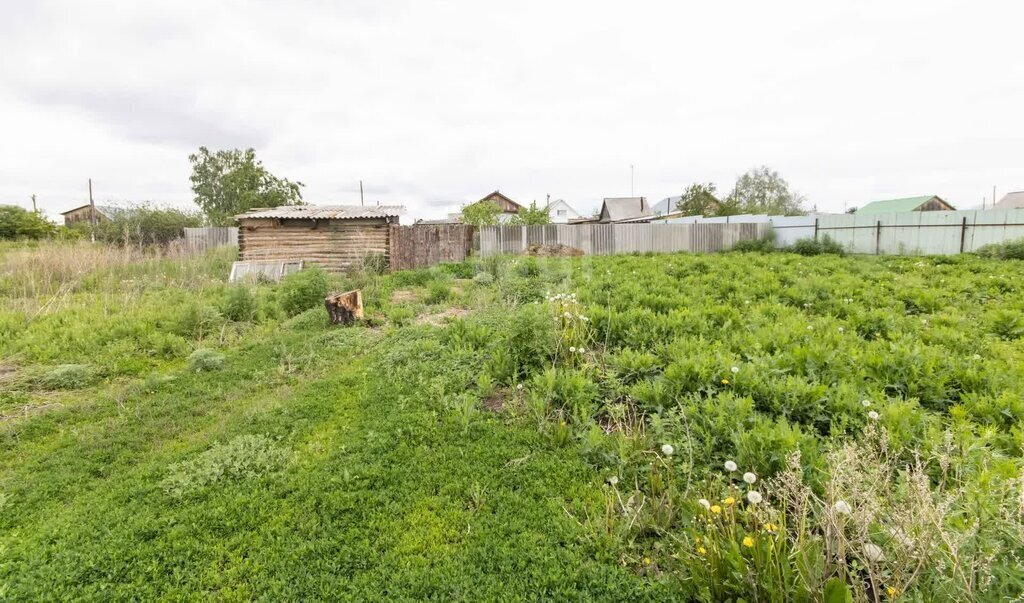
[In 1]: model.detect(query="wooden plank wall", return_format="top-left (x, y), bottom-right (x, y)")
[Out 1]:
top-left (238, 218), bottom-right (390, 272)
top-left (390, 224), bottom-right (475, 271)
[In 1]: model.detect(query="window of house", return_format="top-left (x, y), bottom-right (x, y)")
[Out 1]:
top-left (557, 210), bottom-right (567, 216)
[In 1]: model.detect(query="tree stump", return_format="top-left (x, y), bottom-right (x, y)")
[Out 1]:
top-left (324, 290), bottom-right (364, 325)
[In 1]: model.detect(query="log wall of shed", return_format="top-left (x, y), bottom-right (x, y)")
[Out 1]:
top-left (237, 218), bottom-right (390, 272)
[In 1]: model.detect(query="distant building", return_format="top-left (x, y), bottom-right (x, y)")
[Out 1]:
top-left (60, 204), bottom-right (122, 226)
top-left (598, 197), bottom-right (650, 223)
top-left (993, 191), bottom-right (1024, 210)
top-left (856, 195), bottom-right (955, 215)
top-left (650, 197), bottom-right (677, 216)
top-left (461, 190), bottom-right (523, 224)
top-left (545, 199), bottom-right (581, 223)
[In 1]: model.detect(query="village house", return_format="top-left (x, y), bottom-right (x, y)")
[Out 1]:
top-left (460, 191), bottom-right (523, 223)
top-left (597, 197), bottom-right (650, 223)
top-left (234, 205), bottom-right (403, 272)
top-left (856, 195), bottom-right (955, 215)
top-left (60, 204), bottom-right (122, 226)
top-left (545, 199), bottom-right (581, 223)
top-left (993, 191), bottom-right (1024, 210)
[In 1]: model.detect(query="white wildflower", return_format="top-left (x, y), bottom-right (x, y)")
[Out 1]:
top-left (516, 383), bottom-right (524, 390)
top-left (578, 347), bottom-right (586, 354)
top-left (834, 500), bottom-right (852, 515)
top-left (747, 491), bottom-right (763, 504)
top-left (661, 444), bottom-right (674, 457)
top-left (607, 475), bottom-right (619, 486)
top-left (862, 399), bottom-right (871, 407)
top-left (724, 460), bottom-right (738, 472)
top-left (972, 353), bottom-right (982, 360)
top-left (807, 325), bottom-right (813, 330)
top-left (743, 472), bottom-right (757, 484)
top-left (569, 346), bottom-right (577, 353)
top-left (698, 498), bottom-right (711, 510)
top-left (868, 411), bottom-right (880, 421)
top-left (838, 326), bottom-right (845, 333)
top-left (863, 542), bottom-right (884, 563)
top-left (730, 366), bottom-right (739, 374)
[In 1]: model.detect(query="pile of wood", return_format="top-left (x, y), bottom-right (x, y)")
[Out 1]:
top-left (324, 290), bottom-right (364, 325)
top-left (524, 244), bottom-right (584, 257)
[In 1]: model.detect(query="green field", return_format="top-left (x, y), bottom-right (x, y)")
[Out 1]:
top-left (1, 242), bottom-right (1022, 601)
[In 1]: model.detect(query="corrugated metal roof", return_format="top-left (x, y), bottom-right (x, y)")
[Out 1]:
top-left (856, 196), bottom-right (940, 215)
top-left (234, 205), bottom-right (405, 220)
top-left (994, 191), bottom-right (1024, 210)
top-left (600, 197), bottom-right (650, 222)
top-left (60, 204), bottom-right (124, 219)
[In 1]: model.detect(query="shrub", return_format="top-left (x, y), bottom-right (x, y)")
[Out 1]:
top-left (359, 252), bottom-right (389, 274)
top-left (976, 237), bottom-right (1024, 260)
top-left (731, 233), bottom-right (777, 253)
top-left (988, 309), bottom-right (1023, 340)
top-left (0, 205), bottom-right (56, 240)
top-left (161, 434), bottom-right (289, 497)
top-left (425, 280), bottom-right (451, 304)
top-left (790, 235), bottom-right (845, 256)
top-left (90, 204), bottom-right (202, 247)
top-left (187, 348), bottom-right (226, 372)
top-left (278, 267), bottom-right (329, 317)
top-left (472, 272), bottom-right (495, 286)
top-left (41, 364), bottom-right (94, 389)
top-left (221, 286), bottom-right (256, 322)
top-left (174, 303), bottom-right (224, 338)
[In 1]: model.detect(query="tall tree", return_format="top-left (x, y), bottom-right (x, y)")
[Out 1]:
top-left (674, 183), bottom-right (721, 216)
top-left (189, 147), bottom-right (304, 225)
top-left (460, 200), bottom-right (502, 226)
top-left (509, 201), bottom-right (551, 225)
top-left (726, 166), bottom-right (806, 215)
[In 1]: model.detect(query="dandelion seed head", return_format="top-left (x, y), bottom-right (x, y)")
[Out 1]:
top-left (834, 500), bottom-right (852, 515)
top-left (661, 444), bottom-right (674, 457)
top-left (868, 410), bottom-right (880, 420)
top-left (698, 498), bottom-right (710, 510)
top-left (743, 472), bottom-right (757, 484)
top-left (724, 460), bottom-right (737, 472)
top-left (747, 491), bottom-right (762, 504)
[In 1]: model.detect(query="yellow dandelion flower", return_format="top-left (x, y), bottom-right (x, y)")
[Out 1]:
top-left (887, 586), bottom-right (897, 598)
top-left (764, 523), bottom-right (777, 533)
top-left (643, 557), bottom-right (651, 565)
top-left (724, 496), bottom-right (736, 505)
top-left (742, 536), bottom-right (754, 548)
top-left (697, 546), bottom-right (707, 556)
top-left (721, 379), bottom-right (730, 385)
top-left (695, 536), bottom-right (701, 544)
top-left (710, 505), bottom-right (722, 514)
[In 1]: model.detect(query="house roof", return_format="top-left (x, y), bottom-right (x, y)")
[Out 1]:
top-left (856, 195), bottom-right (947, 215)
top-left (545, 198), bottom-right (578, 213)
top-left (476, 190), bottom-right (523, 212)
top-left (600, 197), bottom-right (649, 222)
top-left (650, 197), bottom-right (677, 215)
top-left (234, 205), bottom-right (405, 220)
top-left (60, 204), bottom-right (123, 219)
top-left (994, 191), bottom-right (1024, 210)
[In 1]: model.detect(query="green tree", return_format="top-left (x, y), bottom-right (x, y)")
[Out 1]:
top-left (509, 201), bottom-right (551, 225)
top-left (0, 205), bottom-right (56, 240)
top-left (674, 183), bottom-right (721, 216)
top-left (189, 147), bottom-right (304, 225)
top-left (460, 200), bottom-right (502, 226)
top-left (726, 166), bottom-right (806, 215)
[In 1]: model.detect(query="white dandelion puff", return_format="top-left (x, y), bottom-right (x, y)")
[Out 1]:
top-left (862, 399), bottom-right (871, 407)
top-left (661, 444), bottom-right (674, 457)
top-left (698, 498), bottom-right (711, 510)
top-left (863, 543), bottom-right (884, 563)
top-left (743, 472), bottom-right (757, 484)
top-left (607, 475), bottom-right (619, 486)
top-left (730, 366), bottom-right (739, 374)
top-left (834, 500), bottom-right (852, 515)
top-left (747, 491), bottom-right (763, 504)
top-left (868, 411), bottom-right (880, 420)
top-left (724, 460), bottom-right (737, 472)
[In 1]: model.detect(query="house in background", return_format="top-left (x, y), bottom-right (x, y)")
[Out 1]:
top-left (598, 197), bottom-right (650, 223)
top-left (460, 190), bottom-right (523, 224)
top-left (60, 204), bottom-right (122, 226)
top-left (650, 197), bottom-right (677, 216)
top-left (993, 191), bottom-right (1024, 210)
top-left (546, 199), bottom-right (581, 223)
top-left (856, 195), bottom-right (955, 215)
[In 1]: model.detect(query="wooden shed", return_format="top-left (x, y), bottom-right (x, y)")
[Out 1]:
top-left (60, 204), bottom-right (121, 226)
top-left (234, 205), bottom-right (404, 272)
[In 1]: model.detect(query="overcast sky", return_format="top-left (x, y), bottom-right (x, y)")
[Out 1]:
top-left (2, 0), bottom-right (1022, 221)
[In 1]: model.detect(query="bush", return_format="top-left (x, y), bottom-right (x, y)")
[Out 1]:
top-left (161, 434), bottom-right (289, 498)
top-left (221, 286), bottom-right (256, 322)
top-left (41, 364), bottom-right (94, 389)
top-left (174, 303), bottom-right (224, 338)
top-left (0, 205), bottom-right (56, 240)
top-left (187, 348), bottom-right (226, 371)
top-left (278, 267), bottom-right (329, 317)
top-left (976, 237), bottom-right (1024, 260)
top-left (90, 204), bottom-right (202, 247)
top-left (731, 232), bottom-right (777, 253)
top-left (472, 272), bottom-right (495, 286)
top-left (790, 235), bottom-right (845, 256)
top-left (426, 280), bottom-right (451, 304)
top-left (359, 252), bottom-right (389, 274)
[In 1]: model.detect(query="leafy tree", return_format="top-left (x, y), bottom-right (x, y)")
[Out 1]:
top-left (674, 183), bottom-right (721, 216)
top-left (460, 200), bottom-right (502, 226)
top-left (510, 201), bottom-right (551, 225)
top-left (90, 204), bottom-right (202, 246)
top-left (0, 205), bottom-right (56, 240)
top-left (726, 166), bottom-right (806, 215)
top-left (189, 147), bottom-right (304, 225)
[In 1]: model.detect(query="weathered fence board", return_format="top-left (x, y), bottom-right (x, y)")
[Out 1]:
top-left (478, 223), bottom-right (771, 257)
top-left (390, 224), bottom-right (475, 271)
top-left (185, 227), bottom-right (238, 251)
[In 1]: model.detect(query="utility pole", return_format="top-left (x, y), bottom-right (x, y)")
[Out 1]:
top-left (88, 178), bottom-right (96, 242)
top-left (630, 164), bottom-right (635, 197)
top-left (993, 185), bottom-right (996, 208)
top-left (360, 180), bottom-right (365, 206)
top-left (31, 194), bottom-right (37, 213)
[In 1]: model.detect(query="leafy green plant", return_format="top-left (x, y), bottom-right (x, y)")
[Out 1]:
top-left (221, 286), bottom-right (256, 322)
top-left (41, 364), bottom-right (94, 389)
top-left (161, 434), bottom-right (289, 497)
top-left (278, 266), bottom-right (329, 317)
top-left (187, 348), bottom-right (226, 372)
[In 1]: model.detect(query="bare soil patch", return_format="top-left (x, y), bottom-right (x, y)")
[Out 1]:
top-left (415, 307), bottom-right (469, 327)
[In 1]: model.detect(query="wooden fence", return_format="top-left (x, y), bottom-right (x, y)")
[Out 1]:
top-left (389, 224), bottom-right (475, 271)
top-left (478, 223), bottom-right (770, 257)
top-left (184, 227), bottom-right (239, 251)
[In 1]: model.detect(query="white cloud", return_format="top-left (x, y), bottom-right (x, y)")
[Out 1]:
top-left (1, 0), bottom-right (1022, 221)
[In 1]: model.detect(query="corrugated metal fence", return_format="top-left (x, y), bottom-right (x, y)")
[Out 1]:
top-left (184, 227), bottom-right (239, 251)
top-left (479, 223), bottom-right (770, 257)
top-left (662, 209), bottom-right (1024, 255)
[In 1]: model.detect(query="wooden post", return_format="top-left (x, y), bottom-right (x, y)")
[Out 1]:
top-left (88, 178), bottom-right (96, 242)
top-left (875, 220), bottom-right (882, 255)
top-left (959, 216), bottom-right (968, 254)
top-left (813, 217), bottom-right (819, 241)
top-left (325, 290), bottom-right (363, 325)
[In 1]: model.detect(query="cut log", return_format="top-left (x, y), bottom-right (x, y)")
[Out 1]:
top-left (324, 290), bottom-right (364, 325)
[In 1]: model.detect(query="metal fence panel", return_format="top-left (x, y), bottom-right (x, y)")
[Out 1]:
top-left (185, 227), bottom-right (238, 251)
